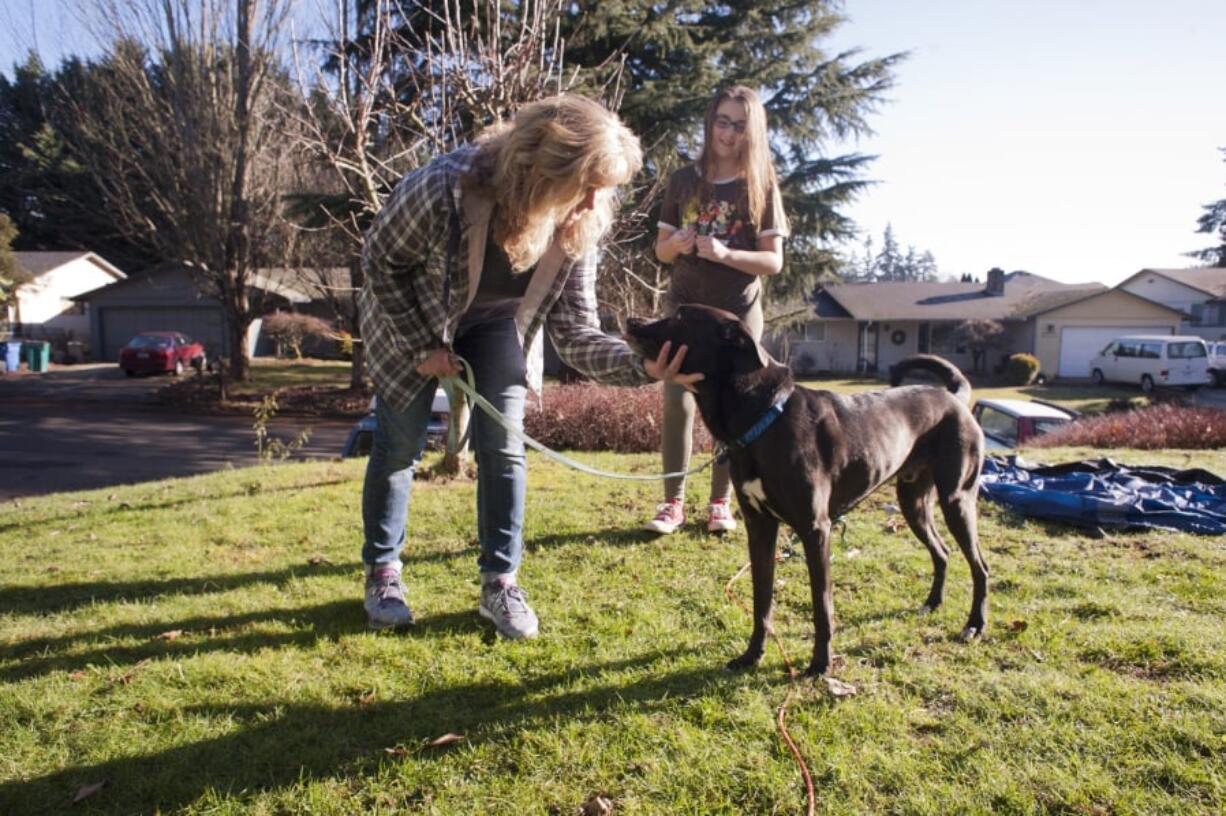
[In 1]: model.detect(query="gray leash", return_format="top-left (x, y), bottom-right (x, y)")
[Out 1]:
top-left (440, 357), bottom-right (724, 482)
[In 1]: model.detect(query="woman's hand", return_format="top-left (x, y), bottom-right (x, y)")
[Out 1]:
top-left (416, 348), bottom-right (462, 378)
top-left (695, 234), bottom-right (730, 262)
top-left (643, 341), bottom-right (705, 392)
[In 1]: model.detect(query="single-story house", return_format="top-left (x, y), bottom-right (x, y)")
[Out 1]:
top-left (1115, 267), bottom-right (1226, 342)
top-left (790, 269), bottom-right (1186, 379)
top-left (75, 264), bottom-right (314, 360)
top-left (5, 251), bottom-right (127, 344)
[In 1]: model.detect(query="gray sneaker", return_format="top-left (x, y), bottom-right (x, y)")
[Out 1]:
top-left (364, 566), bottom-right (415, 630)
top-left (479, 578), bottom-right (539, 640)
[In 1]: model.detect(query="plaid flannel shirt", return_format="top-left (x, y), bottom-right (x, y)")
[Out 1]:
top-left (359, 147), bottom-right (650, 412)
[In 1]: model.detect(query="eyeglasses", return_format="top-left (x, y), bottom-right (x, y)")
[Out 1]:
top-left (713, 115), bottom-right (746, 135)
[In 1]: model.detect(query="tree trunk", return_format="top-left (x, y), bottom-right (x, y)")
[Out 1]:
top-left (349, 258), bottom-right (366, 389)
top-left (434, 380), bottom-right (472, 479)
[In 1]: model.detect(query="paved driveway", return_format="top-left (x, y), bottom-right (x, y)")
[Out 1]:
top-left (0, 364), bottom-right (357, 500)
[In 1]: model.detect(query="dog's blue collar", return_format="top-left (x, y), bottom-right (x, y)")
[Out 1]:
top-left (717, 387), bottom-right (793, 462)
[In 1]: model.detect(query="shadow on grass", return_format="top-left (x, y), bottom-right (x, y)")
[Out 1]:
top-left (0, 477), bottom-right (356, 536)
top-left (0, 562), bottom-right (362, 617)
top-left (2, 600), bottom-right (492, 683)
top-left (0, 525), bottom-right (653, 620)
top-left (0, 647), bottom-right (748, 814)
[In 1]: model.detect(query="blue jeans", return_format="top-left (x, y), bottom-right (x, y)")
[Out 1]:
top-left (362, 318), bottom-right (527, 577)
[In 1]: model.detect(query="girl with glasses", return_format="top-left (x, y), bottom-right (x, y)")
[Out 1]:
top-left (644, 85), bottom-right (791, 535)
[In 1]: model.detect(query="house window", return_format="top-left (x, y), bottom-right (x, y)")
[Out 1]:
top-left (930, 323), bottom-right (967, 354)
top-left (803, 322), bottom-right (827, 342)
top-left (1191, 303), bottom-right (1206, 325)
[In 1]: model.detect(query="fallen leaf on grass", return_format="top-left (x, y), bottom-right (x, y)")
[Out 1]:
top-left (823, 677), bottom-right (858, 698)
top-left (425, 733), bottom-right (464, 748)
top-left (158, 630), bottom-right (184, 641)
top-left (882, 516), bottom-right (905, 534)
top-left (72, 781), bottom-right (107, 804)
top-left (68, 671), bottom-right (86, 681)
top-left (356, 690), bottom-right (377, 706)
top-left (383, 746), bottom-right (409, 757)
top-left (1009, 620), bottom-right (1028, 633)
top-left (845, 548), bottom-right (861, 559)
top-left (576, 794), bottom-right (614, 815)
top-left (307, 555), bottom-right (332, 566)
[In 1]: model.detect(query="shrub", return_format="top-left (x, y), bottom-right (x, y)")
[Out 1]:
top-left (1003, 352), bottom-right (1041, 386)
top-left (523, 382), bottom-right (713, 453)
top-left (1032, 404), bottom-right (1226, 450)
top-left (261, 312), bottom-right (334, 359)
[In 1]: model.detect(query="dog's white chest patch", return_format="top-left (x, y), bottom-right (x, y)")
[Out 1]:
top-left (741, 478), bottom-right (785, 521)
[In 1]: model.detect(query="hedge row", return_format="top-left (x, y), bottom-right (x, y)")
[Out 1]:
top-left (1033, 403), bottom-right (1226, 450)
top-left (523, 382), bottom-right (713, 453)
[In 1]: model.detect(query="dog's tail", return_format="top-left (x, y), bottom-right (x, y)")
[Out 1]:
top-left (890, 355), bottom-right (972, 404)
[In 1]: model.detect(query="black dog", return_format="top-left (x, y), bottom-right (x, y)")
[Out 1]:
top-left (628, 304), bottom-right (989, 678)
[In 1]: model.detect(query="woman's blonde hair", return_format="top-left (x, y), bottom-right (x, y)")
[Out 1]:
top-left (470, 94), bottom-right (643, 270)
top-left (697, 85), bottom-right (787, 233)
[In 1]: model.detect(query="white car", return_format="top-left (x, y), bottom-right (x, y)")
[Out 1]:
top-left (1088, 335), bottom-right (1211, 392)
top-left (1208, 341), bottom-right (1226, 387)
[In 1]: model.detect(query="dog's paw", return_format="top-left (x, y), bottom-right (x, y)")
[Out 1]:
top-left (958, 624), bottom-right (984, 642)
top-left (724, 652), bottom-right (762, 672)
top-left (801, 663), bottom-right (828, 680)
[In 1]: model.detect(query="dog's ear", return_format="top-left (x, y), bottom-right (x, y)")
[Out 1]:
top-left (719, 317), bottom-right (754, 348)
top-left (720, 317), bottom-right (772, 368)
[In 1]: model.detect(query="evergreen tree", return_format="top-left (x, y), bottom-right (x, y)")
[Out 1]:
top-left (559, 0), bottom-right (903, 299)
top-left (0, 53), bottom-right (155, 268)
top-left (1189, 146), bottom-right (1226, 266)
top-left (874, 223), bottom-right (903, 281)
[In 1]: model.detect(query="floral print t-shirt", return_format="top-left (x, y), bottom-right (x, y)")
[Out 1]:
top-left (657, 164), bottom-right (787, 315)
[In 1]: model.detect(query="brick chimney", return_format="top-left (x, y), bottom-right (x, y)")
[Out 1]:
top-left (985, 267), bottom-right (1006, 296)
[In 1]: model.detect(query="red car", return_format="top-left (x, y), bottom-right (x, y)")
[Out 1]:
top-left (118, 332), bottom-right (207, 376)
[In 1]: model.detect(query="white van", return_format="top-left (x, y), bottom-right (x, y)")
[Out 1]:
top-left (1088, 335), bottom-right (1211, 392)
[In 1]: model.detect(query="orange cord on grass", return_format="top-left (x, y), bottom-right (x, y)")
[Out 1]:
top-left (724, 560), bottom-right (816, 816)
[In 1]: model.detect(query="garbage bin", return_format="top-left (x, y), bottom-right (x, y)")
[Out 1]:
top-left (23, 341), bottom-right (50, 373)
top-left (3, 341), bottom-right (21, 373)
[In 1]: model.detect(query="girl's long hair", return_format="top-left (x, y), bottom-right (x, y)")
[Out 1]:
top-left (468, 95), bottom-right (643, 270)
top-left (697, 85), bottom-right (786, 232)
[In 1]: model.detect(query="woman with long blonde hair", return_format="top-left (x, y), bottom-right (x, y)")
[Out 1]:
top-left (644, 85), bottom-right (790, 535)
top-left (358, 94), bottom-right (698, 638)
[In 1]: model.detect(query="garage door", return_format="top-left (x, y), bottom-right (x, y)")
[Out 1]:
top-left (1058, 326), bottom-right (1172, 378)
top-left (99, 306), bottom-right (226, 360)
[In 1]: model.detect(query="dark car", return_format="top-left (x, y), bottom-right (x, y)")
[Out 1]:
top-left (341, 389), bottom-right (451, 457)
top-left (972, 398), bottom-right (1078, 450)
top-left (118, 332), bottom-right (207, 377)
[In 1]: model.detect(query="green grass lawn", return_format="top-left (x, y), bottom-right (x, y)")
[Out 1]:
top-left (239, 359), bottom-right (355, 393)
top-left (798, 376), bottom-right (1144, 414)
top-left (224, 358), bottom-right (1139, 415)
top-left (3, 448), bottom-right (1224, 814)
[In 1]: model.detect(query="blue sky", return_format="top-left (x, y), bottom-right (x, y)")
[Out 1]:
top-left (3, 1), bottom-right (1225, 286)
top-left (825, 0), bottom-right (1226, 284)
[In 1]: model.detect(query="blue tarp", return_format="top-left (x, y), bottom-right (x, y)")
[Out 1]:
top-left (979, 456), bottom-right (1226, 535)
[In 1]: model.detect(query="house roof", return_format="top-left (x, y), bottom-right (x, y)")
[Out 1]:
top-left (14, 251), bottom-right (126, 280)
top-left (1120, 267), bottom-right (1226, 298)
top-left (816, 272), bottom-right (1106, 322)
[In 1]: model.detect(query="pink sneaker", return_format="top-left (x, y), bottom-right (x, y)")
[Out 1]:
top-left (707, 499), bottom-right (737, 533)
top-left (644, 499), bottom-right (686, 534)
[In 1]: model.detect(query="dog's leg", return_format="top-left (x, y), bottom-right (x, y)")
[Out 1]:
top-left (897, 475), bottom-right (949, 613)
top-left (938, 489), bottom-right (989, 640)
top-left (726, 508), bottom-right (779, 672)
top-left (799, 519), bottom-right (834, 678)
